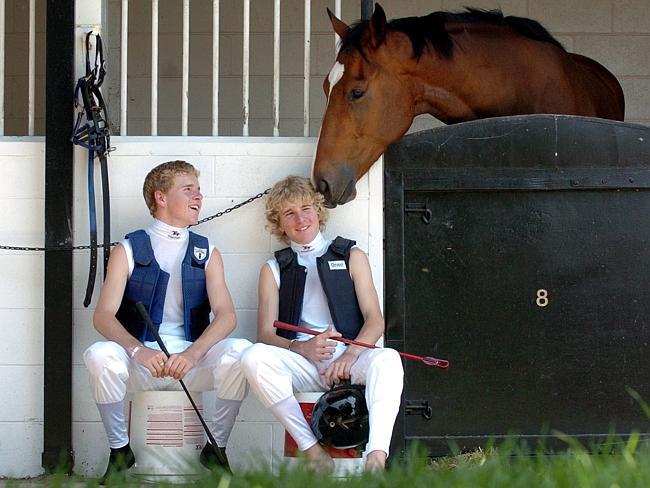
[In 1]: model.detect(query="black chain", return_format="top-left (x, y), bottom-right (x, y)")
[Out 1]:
top-left (0, 188), bottom-right (270, 252)
top-left (194, 188), bottom-right (270, 225)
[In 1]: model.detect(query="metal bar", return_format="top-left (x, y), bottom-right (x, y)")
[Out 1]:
top-left (272, 0), bottom-right (280, 137)
top-left (0, 0), bottom-right (5, 136)
top-left (402, 168), bottom-right (650, 192)
top-left (151, 0), bottom-right (158, 135)
top-left (211, 0), bottom-right (219, 136)
top-left (43, 0), bottom-right (74, 473)
top-left (303, 0), bottom-right (310, 137)
top-left (242, 0), bottom-right (250, 136)
top-left (334, 0), bottom-right (341, 48)
top-left (361, 0), bottom-right (373, 20)
top-left (181, 0), bottom-right (189, 136)
top-left (28, 0), bottom-right (35, 135)
top-left (120, 0), bottom-right (128, 134)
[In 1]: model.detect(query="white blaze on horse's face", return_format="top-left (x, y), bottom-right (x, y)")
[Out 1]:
top-left (327, 61), bottom-right (345, 100)
top-left (312, 61), bottom-right (346, 184)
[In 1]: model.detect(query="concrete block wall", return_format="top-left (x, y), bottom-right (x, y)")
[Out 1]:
top-left (0, 137), bottom-right (382, 477)
top-left (0, 140), bottom-right (45, 477)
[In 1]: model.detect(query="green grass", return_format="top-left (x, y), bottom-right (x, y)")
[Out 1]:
top-left (15, 435), bottom-right (650, 488)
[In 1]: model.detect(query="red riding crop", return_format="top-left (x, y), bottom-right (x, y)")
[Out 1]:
top-left (274, 320), bottom-right (449, 370)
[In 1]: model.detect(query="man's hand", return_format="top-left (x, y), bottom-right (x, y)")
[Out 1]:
top-left (294, 324), bottom-right (341, 363)
top-left (134, 347), bottom-right (169, 378)
top-left (322, 348), bottom-right (361, 386)
top-left (162, 350), bottom-right (199, 380)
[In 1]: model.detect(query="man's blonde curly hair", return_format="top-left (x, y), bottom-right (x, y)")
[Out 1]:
top-left (265, 176), bottom-right (328, 243)
top-left (143, 160), bottom-right (199, 216)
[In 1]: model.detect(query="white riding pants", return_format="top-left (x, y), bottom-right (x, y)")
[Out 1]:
top-left (84, 337), bottom-right (251, 447)
top-left (84, 337), bottom-right (251, 402)
top-left (240, 343), bottom-right (404, 456)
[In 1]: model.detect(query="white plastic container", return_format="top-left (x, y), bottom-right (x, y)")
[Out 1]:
top-left (127, 390), bottom-right (208, 483)
top-left (284, 392), bottom-right (364, 477)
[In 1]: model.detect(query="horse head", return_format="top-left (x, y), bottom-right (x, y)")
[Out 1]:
top-left (312, 4), bottom-right (416, 207)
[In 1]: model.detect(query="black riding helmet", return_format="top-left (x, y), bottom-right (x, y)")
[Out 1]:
top-left (310, 382), bottom-right (369, 449)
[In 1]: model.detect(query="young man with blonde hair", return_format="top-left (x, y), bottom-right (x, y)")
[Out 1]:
top-left (240, 175), bottom-right (404, 472)
top-left (84, 160), bottom-right (250, 482)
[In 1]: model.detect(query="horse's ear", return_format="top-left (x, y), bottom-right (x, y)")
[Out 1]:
top-left (327, 8), bottom-right (349, 39)
top-left (369, 3), bottom-right (387, 49)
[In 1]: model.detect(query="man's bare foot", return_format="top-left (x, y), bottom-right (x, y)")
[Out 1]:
top-left (304, 443), bottom-right (335, 473)
top-left (365, 450), bottom-right (387, 472)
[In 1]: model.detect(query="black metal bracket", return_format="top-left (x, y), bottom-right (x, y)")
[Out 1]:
top-left (405, 202), bottom-right (432, 224)
top-left (405, 400), bottom-right (433, 420)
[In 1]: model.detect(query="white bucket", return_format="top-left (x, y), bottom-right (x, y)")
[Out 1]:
top-left (284, 392), bottom-right (364, 477)
top-left (127, 390), bottom-right (208, 483)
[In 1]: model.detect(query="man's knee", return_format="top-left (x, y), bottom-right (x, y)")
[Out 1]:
top-left (223, 337), bottom-right (253, 356)
top-left (84, 341), bottom-right (126, 377)
top-left (368, 348), bottom-right (404, 376)
top-left (239, 343), bottom-right (277, 378)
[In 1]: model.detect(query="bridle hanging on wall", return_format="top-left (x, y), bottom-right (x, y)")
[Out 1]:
top-left (71, 31), bottom-right (114, 307)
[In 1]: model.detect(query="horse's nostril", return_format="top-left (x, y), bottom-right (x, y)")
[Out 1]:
top-left (316, 178), bottom-right (330, 197)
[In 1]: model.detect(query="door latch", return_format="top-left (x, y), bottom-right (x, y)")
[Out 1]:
top-left (405, 202), bottom-right (432, 224)
top-left (405, 400), bottom-right (433, 420)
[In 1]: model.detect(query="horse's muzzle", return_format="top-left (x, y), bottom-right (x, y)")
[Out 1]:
top-left (314, 166), bottom-right (358, 208)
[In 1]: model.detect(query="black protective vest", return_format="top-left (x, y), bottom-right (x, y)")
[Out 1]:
top-left (275, 236), bottom-right (364, 340)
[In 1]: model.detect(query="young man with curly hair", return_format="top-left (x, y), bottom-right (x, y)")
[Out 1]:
top-left (241, 175), bottom-right (403, 472)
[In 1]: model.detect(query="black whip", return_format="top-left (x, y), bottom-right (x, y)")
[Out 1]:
top-left (135, 302), bottom-right (228, 467)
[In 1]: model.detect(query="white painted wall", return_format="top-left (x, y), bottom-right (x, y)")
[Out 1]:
top-left (0, 137), bottom-right (382, 477)
top-left (0, 139), bottom-right (45, 477)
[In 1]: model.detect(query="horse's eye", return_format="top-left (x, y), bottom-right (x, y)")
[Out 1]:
top-left (350, 88), bottom-right (365, 100)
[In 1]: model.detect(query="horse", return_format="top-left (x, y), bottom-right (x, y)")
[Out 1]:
top-left (312, 4), bottom-right (625, 207)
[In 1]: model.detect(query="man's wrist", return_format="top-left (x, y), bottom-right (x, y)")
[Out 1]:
top-left (129, 344), bottom-right (143, 359)
top-left (346, 344), bottom-right (364, 357)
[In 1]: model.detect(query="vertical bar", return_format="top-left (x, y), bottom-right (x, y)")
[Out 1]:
top-left (361, 0), bottom-right (373, 20)
top-left (28, 0), bottom-right (35, 135)
top-left (0, 0), bottom-right (5, 136)
top-left (211, 0), bottom-right (219, 136)
top-left (151, 0), bottom-right (158, 135)
top-left (242, 0), bottom-right (249, 136)
top-left (181, 0), bottom-right (189, 136)
top-left (303, 0), bottom-right (310, 137)
top-left (272, 0), bottom-right (280, 137)
top-left (334, 0), bottom-right (341, 48)
top-left (43, 0), bottom-right (74, 472)
top-left (120, 0), bottom-right (128, 135)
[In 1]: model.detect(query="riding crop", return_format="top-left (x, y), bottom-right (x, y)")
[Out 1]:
top-left (135, 302), bottom-right (228, 466)
top-left (273, 320), bottom-right (450, 369)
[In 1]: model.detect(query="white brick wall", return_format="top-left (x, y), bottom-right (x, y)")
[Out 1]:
top-left (0, 140), bottom-right (45, 477)
top-left (0, 137), bottom-right (382, 477)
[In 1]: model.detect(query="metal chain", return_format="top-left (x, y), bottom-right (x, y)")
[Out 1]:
top-left (194, 188), bottom-right (270, 225)
top-left (0, 188), bottom-right (270, 252)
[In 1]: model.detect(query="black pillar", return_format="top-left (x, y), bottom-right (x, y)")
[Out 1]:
top-left (42, 0), bottom-right (75, 473)
top-left (361, 0), bottom-right (373, 20)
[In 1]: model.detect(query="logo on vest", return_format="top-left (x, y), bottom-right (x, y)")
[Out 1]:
top-left (328, 260), bottom-right (346, 270)
top-left (193, 247), bottom-right (208, 261)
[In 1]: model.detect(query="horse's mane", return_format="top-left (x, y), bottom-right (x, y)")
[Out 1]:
top-left (340, 9), bottom-right (565, 60)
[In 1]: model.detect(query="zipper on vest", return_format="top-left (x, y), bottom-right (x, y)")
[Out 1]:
top-left (146, 271), bottom-right (160, 343)
top-left (316, 256), bottom-right (337, 327)
top-left (292, 267), bottom-right (307, 326)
